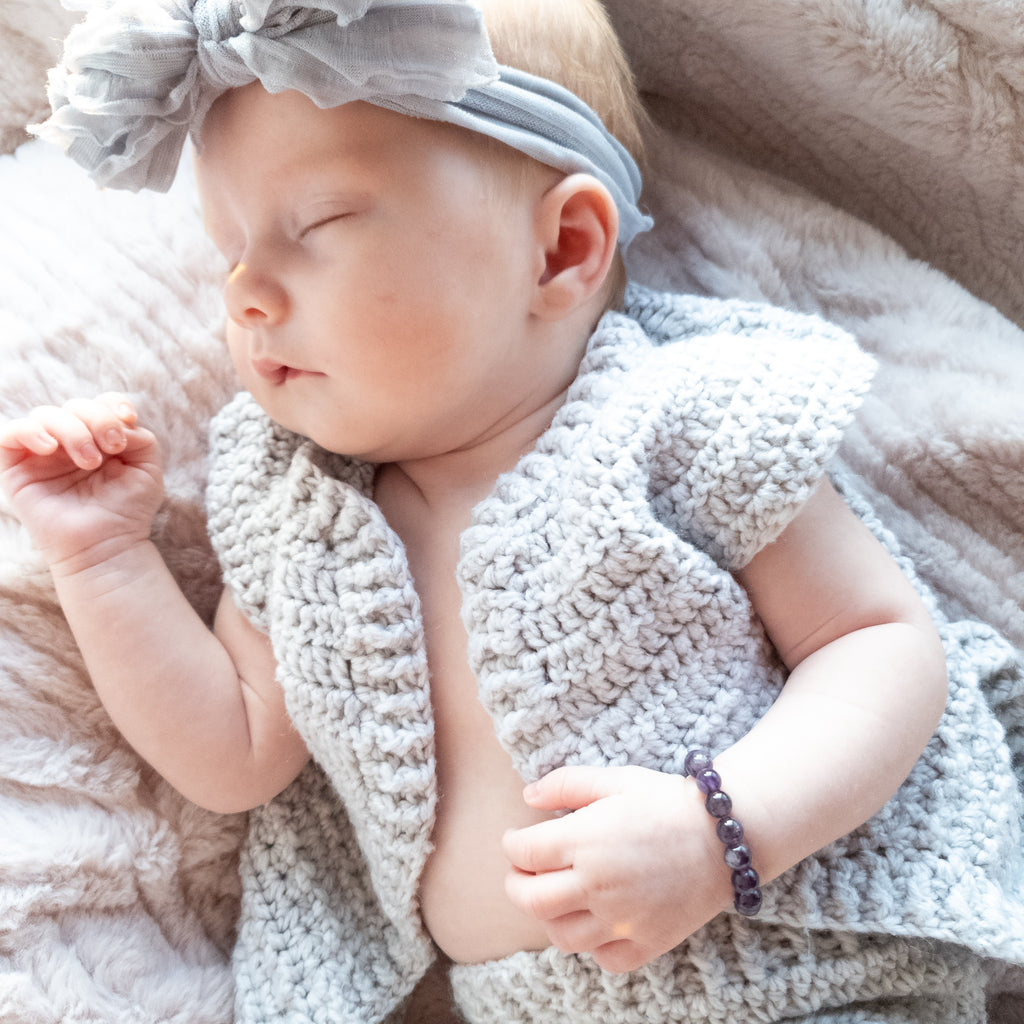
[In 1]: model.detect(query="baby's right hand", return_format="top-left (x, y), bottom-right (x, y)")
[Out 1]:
top-left (0, 394), bottom-right (164, 573)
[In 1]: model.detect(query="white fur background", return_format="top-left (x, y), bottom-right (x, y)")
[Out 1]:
top-left (1, 0), bottom-right (1022, 1021)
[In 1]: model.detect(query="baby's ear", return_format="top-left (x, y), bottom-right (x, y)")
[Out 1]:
top-left (531, 174), bottom-right (619, 321)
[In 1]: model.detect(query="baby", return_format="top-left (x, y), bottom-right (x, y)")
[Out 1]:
top-left (5, 1), bottom-right (1002, 1022)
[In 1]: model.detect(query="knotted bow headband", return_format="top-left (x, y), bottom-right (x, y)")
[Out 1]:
top-left (33, 0), bottom-right (653, 247)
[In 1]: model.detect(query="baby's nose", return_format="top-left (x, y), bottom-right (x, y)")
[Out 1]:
top-left (224, 263), bottom-right (289, 327)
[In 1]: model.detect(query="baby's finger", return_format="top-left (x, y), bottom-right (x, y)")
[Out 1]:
top-left (504, 864), bottom-right (586, 922)
top-left (27, 405), bottom-right (108, 470)
top-left (61, 397), bottom-right (132, 457)
top-left (544, 909), bottom-right (623, 956)
top-left (502, 818), bottom-right (576, 875)
top-left (523, 765), bottom-right (640, 812)
top-left (590, 938), bottom-right (653, 975)
top-left (0, 417), bottom-right (61, 465)
top-left (95, 392), bottom-right (140, 427)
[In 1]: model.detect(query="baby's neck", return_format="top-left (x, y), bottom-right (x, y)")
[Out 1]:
top-left (378, 300), bottom-right (602, 519)
top-left (382, 385), bottom-right (569, 517)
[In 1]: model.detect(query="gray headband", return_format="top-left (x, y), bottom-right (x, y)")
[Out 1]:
top-left (33, 0), bottom-right (652, 247)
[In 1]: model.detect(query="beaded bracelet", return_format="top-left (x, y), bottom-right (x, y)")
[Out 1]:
top-left (683, 750), bottom-right (763, 917)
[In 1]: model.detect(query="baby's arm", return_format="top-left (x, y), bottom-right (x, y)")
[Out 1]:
top-left (724, 479), bottom-right (948, 875)
top-left (0, 396), bottom-right (308, 813)
top-left (502, 479), bottom-right (947, 971)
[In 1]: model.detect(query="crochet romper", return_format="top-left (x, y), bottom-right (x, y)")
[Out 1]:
top-left (206, 286), bottom-right (1024, 1024)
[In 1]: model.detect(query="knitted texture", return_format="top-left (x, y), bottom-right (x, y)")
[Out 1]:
top-left (207, 420), bottom-right (437, 1023)
top-left (449, 930), bottom-right (990, 1024)
top-left (206, 286), bottom-right (1024, 1024)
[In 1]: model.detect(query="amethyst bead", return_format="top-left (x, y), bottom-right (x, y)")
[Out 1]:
top-left (695, 768), bottom-right (722, 795)
top-left (704, 790), bottom-right (732, 818)
top-left (716, 817), bottom-right (744, 846)
top-left (734, 888), bottom-right (763, 917)
top-left (724, 843), bottom-right (752, 870)
top-left (732, 867), bottom-right (760, 892)
top-left (683, 750), bottom-right (714, 777)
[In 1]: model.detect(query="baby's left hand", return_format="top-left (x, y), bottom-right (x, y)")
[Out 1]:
top-left (502, 765), bottom-right (733, 973)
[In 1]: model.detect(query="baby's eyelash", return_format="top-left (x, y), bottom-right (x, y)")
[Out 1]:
top-left (299, 214), bottom-right (348, 239)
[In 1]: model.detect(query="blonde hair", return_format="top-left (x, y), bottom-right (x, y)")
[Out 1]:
top-left (474, 0), bottom-right (648, 311)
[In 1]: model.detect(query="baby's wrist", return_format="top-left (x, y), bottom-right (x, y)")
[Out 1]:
top-left (48, 531), bottom-right (156, 585)
top-left (682, 750), bottom-right (763, 917)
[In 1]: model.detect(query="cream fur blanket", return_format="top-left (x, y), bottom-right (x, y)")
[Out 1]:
top-left (1, 1), bottom-right (1022, 1022)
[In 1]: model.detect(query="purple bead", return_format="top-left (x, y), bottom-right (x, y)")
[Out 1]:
top-left (683, 750), bottom-right (714, 777)
top-left (716, 817), bottom-right (744, 846)
top-left (705, 790), bottom-right (732, 818)
top-left (734, 888), bottom-right (763, 917)
top-left (724, 843), bottom-right (752, 870)
top-left (732, 867), bottom-right (760, 892)
top-left (684, 752), bottom-right (762, 919)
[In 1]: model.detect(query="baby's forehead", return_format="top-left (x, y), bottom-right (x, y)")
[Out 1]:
top-left (199, 86), bottom-right (535, 187)
top-left (202, 85), bottom-right (459, 161)
top-left (193, 89), bottom-right (543, 228)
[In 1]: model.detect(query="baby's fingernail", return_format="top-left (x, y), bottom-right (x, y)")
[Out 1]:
top-left (79, 441), bottom-right (101, 463)
top-left (102, 428), bottom-right (125, 451)
top-left (523, 782), bottom-right (539, 801)
top-left (117, 402), bottom-right (136, 422)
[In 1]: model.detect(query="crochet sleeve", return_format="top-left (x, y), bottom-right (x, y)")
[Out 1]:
top-left (633, 292), bottom-right (876, 569)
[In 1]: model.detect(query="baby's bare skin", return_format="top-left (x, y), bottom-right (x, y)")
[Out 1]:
top-left (375, 464), bottom-right (554, 962)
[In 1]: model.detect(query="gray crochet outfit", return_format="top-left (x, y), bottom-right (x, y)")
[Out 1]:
top-left (206, 286), bottom-right (1024, 1024)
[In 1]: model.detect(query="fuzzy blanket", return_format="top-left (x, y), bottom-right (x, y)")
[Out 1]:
top-left (1, 1), bottom-right (1022, 1022)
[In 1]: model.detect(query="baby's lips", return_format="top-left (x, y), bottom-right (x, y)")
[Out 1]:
top-left (251, 357), bottom-right (289, 383)
top-left (251, 358), bottom-right (323, 385)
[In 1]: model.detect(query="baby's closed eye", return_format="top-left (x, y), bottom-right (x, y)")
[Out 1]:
top-left (298, 212), bottom-right (351, 239)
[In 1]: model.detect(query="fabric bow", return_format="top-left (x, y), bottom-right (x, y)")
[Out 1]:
top-left (34, 0), bottom-right (498, 191)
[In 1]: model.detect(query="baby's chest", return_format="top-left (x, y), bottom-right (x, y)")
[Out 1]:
top-left (409, 542), bottom-right (555, 960)
top-left (375, 482), bottom-right (515, 767)
top-left (390, 505), bottom-right (538, 806)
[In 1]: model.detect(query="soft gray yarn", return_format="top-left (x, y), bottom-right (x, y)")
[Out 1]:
top-left (206, 285), bottom-right (1024, 1023)
top-left (449, 931), bottom-right (991, 1024)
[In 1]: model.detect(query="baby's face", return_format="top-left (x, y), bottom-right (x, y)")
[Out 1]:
top-left (194, 83), bottom-right (553, 463)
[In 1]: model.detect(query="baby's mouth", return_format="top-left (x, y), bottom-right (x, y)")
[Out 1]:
top-left (251, 357), bottom-right (315, 385)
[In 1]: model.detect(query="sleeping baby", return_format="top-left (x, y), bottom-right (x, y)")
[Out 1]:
top-left (2, 2), bottom-right (1022, 1022)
